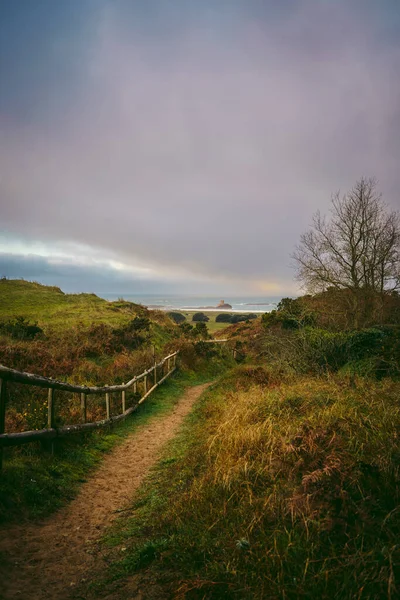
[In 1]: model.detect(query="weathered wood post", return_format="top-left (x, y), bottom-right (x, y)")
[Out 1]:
top-left (80, 392), bottom-right (87, 423)
top-left (167, 358), bottom-right (170, 373)
top-left (122, 385), bottom-right (126, 413)
top-left (47, 388), bottom-right (55, 428)
top-left (0, 379), bottom-right (7, 469)
top-left (133, 380), bottom-right (137, 395)
top-left (106, 390), bottom-right (110, 420)
top-left (44, 387), bottom-right (55, 454)
top-left (153, 345), bottom-right (157, 386)
top-left (143, 374), bottom-right (147, 395)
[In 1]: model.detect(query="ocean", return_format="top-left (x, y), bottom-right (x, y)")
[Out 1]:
top-left (99, 294), bottom-right (283, 313)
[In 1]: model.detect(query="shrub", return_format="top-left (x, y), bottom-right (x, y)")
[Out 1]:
top-left (262, 298), bottom-right (315, 330)
top-left (111, 317), bottom-right (150, 351)
top-left (192, 322), bottom-right (209, 339)
top-left (231, 313), bottom-right (257, 324)
top-left (167, 312), bottom-right (186, 324)
top-left (0, 316), bottom-right (43, 340)
top-left (179, 322), bottom-right (194, 335)
top-left (262, 325), bottom-right (397, 376)
top-left (216, 313), bottom-right (232, 323)
top-left (192, 312), bottom-right (209, 322)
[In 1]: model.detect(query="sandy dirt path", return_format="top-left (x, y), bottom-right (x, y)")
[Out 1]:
top-left (0, 383), bottom-right (210, 600)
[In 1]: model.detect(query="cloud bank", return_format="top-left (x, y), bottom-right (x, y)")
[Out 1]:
top-left (1, 0), bottom-right (399, 294)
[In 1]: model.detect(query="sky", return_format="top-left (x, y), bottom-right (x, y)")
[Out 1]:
top-left (1, 0), bottom-right (400, 296)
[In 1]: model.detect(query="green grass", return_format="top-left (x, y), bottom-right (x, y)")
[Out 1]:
top-left (0, 280), bottom-right (244, 336)
top-left (0, 279), bottom-right (145, 333)
top-left (90, 367), bottom-right (400, 599)
top-left (178, 311), bottom-right (253, 334)
top-left (181, 311), bottom-right (231, 334)
top-left (0, 370), bottom-right (217, 525)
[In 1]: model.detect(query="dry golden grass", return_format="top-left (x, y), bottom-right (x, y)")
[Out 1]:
top-left (103, 367), bottom-right (400, 599)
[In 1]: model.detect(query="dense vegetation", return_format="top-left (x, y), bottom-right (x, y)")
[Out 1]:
top-left (3, 277), bottom-right (400, 598)
top-left (97, 367), bottom-right (400, 599)
top-left (167, 311), bottom-right (187, 324)
top-left (192, 312), bottom-right (210, 322)
top-left (0, 280), bottom-right (234, 523)
top-left (90, 288), bottom-right (400, 599)
top-left (0, 279), bottom-right (184, 432)
top-left (216, 312), bottom-right (257, 324)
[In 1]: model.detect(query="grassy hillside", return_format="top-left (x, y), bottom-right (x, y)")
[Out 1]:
top-left (0, 279), bottom-right (178, 368)
top-left (0, 280), bottom-right (235, 525)
top-left (0, 281), bottom-right (238, 437)
top-left (0, 278), bottom-right (152, 332)
top-left (93, 366), bottom-right (400, 599)
top-left (0, 280), bottom-right (184, 434)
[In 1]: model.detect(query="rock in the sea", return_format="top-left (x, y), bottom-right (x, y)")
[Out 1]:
top-left (216, 299), bottom-right (232, 309)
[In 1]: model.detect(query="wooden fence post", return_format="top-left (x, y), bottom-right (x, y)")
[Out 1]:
top-left (81, 393), bottom-right (87, 423)
top-left (47, 388), bottom-right (55, 429)
top-left (0, 379), bottom-right (7, 469)
top-left (43, 388), bottom-right (55, 454)
top-left (122, 386), bottom-right (126, 413)
top-left (106, 391), bottom-right (110, 420)
top-left (0, 349), bottom-right (180, 454)
top-left (153, 346), bottom-right (157, 386)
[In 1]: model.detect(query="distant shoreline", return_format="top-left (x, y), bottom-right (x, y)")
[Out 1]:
top-left (146, 305), bottom-right (271, 314)
top-left (103, 294), bottom-right (280, 313)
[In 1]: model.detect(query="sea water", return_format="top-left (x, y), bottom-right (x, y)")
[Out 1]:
top-left (100, 294), bottom-right (284, 313)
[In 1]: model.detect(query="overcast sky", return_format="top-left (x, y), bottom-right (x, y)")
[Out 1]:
top-left (1, 0), bottom-right (400, 296)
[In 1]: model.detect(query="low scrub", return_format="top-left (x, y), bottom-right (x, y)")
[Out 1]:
top-left (262, 326), bottom-right (400, 377)
top-left (192, 312), bottom-right (209, 322)
top-left (102, 372), bottom-right (400, 599)
top-left (167, 312), bottom-right (186, 324)
top-left (0, 316), bottom-right (43, 340)
top-left (216, 313), bottom-right (258, 324)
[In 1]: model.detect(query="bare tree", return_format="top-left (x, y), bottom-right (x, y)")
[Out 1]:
top-left (293, 178), bottom-right (400, 326)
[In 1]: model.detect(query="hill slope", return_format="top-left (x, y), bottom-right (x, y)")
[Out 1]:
top-left (0, 278), bottom-right (148, 332)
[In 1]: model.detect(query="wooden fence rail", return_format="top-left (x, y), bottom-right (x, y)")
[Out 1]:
top-left (0, 350), bottom-right (179, 466)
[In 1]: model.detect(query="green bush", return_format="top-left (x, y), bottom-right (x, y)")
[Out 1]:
top-left (263, 326), bottom-right (397, 376)
top-left (216, 313), bottom-right (258, 324)
top-left (179, 322), bottom-right (193, 335)
top-left (231, 313), bottom-right (257, 324)
top-left (192, 312), bottom-right (209, 322)
top-left (167, 312), bottom-right (186, 324)
top-left (262, 298), bottom-right (316, 330)
top-left (0, 316), bottom-right (43, 340)
top-left (215, 313), bottom-right (232, 323)
top-left (192, 322), bottom-right (209, 339)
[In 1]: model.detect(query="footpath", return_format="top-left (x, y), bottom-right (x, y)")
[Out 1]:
top-left (0, 383), bottom-right (210, 600)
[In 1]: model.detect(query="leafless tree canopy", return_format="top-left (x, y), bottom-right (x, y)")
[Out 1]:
top-left (293, 178), bottom-right (400, 294)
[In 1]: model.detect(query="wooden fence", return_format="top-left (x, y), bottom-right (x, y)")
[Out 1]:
top-left (0, 350), bottom-right (179, 467)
